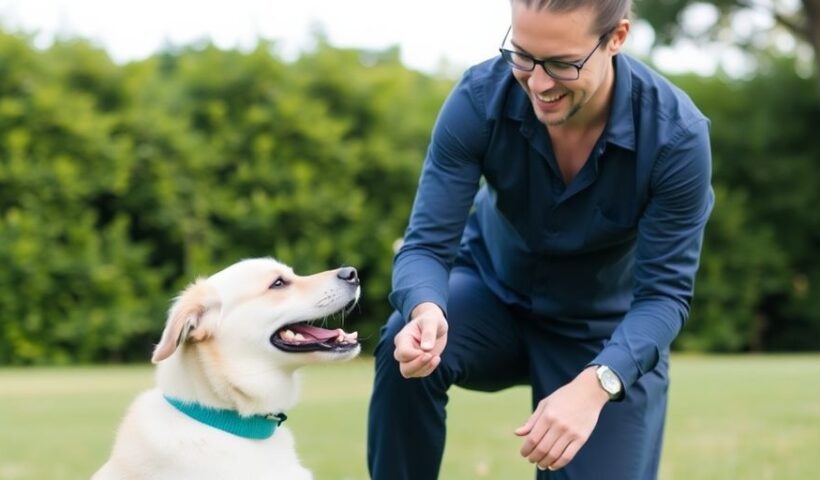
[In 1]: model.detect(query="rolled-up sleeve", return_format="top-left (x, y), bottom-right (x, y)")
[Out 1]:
top-left (591, 118), bottom-right (715, 391)
top-left (388, 71), bottom-right (488, 321)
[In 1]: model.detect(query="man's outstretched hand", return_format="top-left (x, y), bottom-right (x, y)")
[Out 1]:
top-left (393, 302), bottom-right (448, 378)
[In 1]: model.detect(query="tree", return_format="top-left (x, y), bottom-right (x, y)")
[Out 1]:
top-left (672, 59), bottom-right (820, 351)
top-left (638, 0), bottom-right (820, 92)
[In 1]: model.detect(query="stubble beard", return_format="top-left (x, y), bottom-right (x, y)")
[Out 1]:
top-left (536, 92), bottom-right (585, 126)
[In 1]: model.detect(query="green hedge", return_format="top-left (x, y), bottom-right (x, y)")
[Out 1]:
top-left (0, 32), bottom-right (451, 363)
top-left (0, 31), bottom-right (817, 364)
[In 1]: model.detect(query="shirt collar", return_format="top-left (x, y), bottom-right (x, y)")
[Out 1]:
top-left (603, 54), bottom-right (636, 151)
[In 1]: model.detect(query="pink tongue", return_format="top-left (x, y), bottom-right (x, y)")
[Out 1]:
top-left (289, 324), bottom-right (340, 341)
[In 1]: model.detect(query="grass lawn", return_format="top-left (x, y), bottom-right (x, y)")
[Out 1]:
top-left (1, 355), bottom-right (818, 479)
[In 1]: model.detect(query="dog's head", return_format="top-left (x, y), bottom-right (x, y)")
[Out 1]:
top-left (151, 257), bottom-right (361, 367)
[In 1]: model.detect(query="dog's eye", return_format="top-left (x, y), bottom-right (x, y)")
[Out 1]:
top-left (269, 277), bottom-right (289, 289)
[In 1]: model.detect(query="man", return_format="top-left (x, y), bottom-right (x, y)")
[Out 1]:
top-left (367, 0), bottom-right (714, 478)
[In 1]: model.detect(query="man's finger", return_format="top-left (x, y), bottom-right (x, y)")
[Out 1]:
top-left (393, 331), bottom-right (423, 362)
top-left (414, 355), bottom-right (441, 377)
top-left (531, 426), bottom-right (563, 465)
top-left (518, 411), bottom-right (550, 458)
top-left (540, 435), bottom-right (572, 471)
top-left (394, 340), bottom-right (423, 362)
top-left (514, 400), bottom-right (545, 437)
top-left (399, 353), bottom-right (433, 378)
top-left (394, 347), bottom-right (422, 363)
top-left (548, 440), bottom-right (582, 470)
top-left (521, 422), bottom-right (551, 460)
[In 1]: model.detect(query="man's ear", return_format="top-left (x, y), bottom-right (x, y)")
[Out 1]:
top-left (151, 279), bottom-right (221, 363)
top-left (607, 19), bottom-right (630, 54)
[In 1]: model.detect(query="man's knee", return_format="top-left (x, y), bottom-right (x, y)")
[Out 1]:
top-left (373, 311), bottom-right (405, 365)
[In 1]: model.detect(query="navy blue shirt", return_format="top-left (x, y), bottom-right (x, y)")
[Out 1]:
top-left (389, 54), bottom-right (714, 391)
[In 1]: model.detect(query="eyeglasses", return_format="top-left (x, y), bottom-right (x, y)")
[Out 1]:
top-left (498, 26), bottom-right (610, 81)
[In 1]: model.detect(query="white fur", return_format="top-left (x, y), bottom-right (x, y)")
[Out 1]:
top-left (93, 257), bottom-right (361, 480)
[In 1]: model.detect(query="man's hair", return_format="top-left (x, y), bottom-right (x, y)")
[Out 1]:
top-left (510, 0), bottom-right (632, 36)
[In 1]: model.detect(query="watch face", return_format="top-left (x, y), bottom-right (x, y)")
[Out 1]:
top-left (601, 371), bottom-right (620, 393)
top-left (597, 367), bottom-right (622, 396)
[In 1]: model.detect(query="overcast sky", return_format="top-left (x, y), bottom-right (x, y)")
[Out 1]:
top-left (0, 0), bottom-right (739, 77)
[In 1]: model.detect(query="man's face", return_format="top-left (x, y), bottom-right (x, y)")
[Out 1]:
top-left (508, 4), bottom-right (616, 127)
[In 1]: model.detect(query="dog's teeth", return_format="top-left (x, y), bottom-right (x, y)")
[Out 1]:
top-left (293, 333), bottom-right (305, 341)
top-left (281, 329), bottom-right (295, 340)
top-left (336, 333), bottom-right (345, 343)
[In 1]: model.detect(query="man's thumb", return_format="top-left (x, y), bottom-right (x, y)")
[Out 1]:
top-left (419, 318), bottom-right (438, 351)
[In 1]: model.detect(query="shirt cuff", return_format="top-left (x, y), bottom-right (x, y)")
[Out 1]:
top-left (398, 287), bottom-right (448, 322)
top-left (588, 346), bottom-right (636, 400)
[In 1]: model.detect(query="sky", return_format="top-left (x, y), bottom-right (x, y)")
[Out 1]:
top-left (0, 0), bottom-right (742, 77)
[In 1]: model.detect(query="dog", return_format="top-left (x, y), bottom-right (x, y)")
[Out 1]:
top-left (93, 257), bottom-right (361, 479)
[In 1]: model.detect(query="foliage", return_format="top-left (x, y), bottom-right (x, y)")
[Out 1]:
top-left (672, 59), bottom-right (820, 351)
top-left (0, 33), bottom-right (165, 363)
top-left (0, 29), bottom-right (817, 363)
top-left (636, 0), bottom-right (819, 92)
top-left (637, 0), bottom-right (809, 48)
top-left (0, 31), bottom-right (451, 364)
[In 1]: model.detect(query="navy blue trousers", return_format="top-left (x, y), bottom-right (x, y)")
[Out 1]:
top-left (367, 267), bottom-right (669, 479)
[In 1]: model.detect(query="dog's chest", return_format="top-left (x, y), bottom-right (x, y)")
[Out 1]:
top-left (171, 424), bottom-right (311, 478)
top-left (106, 393), bottom-right (314, 479)
top-left (144, 427), bottom-right (313, 479)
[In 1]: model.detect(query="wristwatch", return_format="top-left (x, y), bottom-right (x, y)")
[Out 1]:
top-left (594, 365), bottom-right (623, 400)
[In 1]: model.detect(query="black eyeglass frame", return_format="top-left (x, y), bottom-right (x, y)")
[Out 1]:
top-left (498, 26), bottom-right (612, 81)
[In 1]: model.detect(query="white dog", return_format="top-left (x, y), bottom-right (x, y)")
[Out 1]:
top-left (93, 257), bottom-right (361, 480)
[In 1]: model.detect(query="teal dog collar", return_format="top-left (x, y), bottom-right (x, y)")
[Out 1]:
top-left (163, 395), bottom-right (287, 440)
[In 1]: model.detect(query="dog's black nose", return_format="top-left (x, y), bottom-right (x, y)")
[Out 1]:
top-left (337, 266), bottom-right (359, 285)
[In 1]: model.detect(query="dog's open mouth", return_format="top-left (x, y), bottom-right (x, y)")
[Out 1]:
top-left (270, 323), bottom-right (359, 353)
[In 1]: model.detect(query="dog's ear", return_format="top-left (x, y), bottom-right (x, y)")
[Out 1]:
top-left (151, 279), bottom-right (221, 363)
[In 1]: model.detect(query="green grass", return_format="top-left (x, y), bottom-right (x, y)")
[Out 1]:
top-left (1, 355), bottom-right (819, 479)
